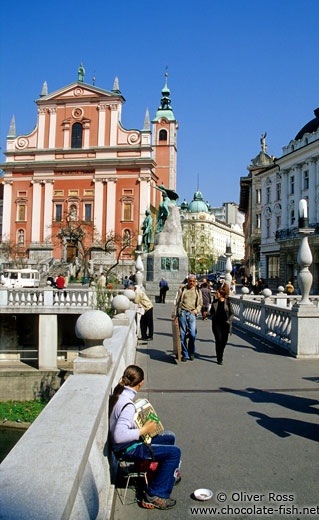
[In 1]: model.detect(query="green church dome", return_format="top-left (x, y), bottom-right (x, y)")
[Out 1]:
top-left (188, 190), bottom-right (208, 213)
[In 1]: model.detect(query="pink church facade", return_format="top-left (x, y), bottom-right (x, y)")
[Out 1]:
top-left (1, 68), bottom-right (178, 270)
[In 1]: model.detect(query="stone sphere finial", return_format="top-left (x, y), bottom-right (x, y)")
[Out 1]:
top-left (241, 286), bottom-right (249, 295)
top-left (124, 289), bottom-right (135, 301)
top-left (111, 294), bottom-right (130, 314)
top-left (75, 310), bottom-right (113, 358)
top-left (277, 286), bottom-right (285, 294)
top-left (263, 288), bottom-right (272, 298)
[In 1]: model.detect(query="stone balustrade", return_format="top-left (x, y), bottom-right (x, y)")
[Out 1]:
top-left (0, 301), bottom-right (137, 520)
top-left (0, 287), bottom-right (125, 313)
top-left (230, 292), bottom-right (319, 358)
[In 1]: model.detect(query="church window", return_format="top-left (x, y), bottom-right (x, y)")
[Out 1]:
top-left (71, 123), bottom-right (83, 148)
top-left (84, 189), bottom-right (94, 196)
top-left (55, 204), bottom-right (62, 222)
top-left (123, 203), bottom-right (132, 221)
top-left (84, 203), bottom-right (92, 221)
top-left (159, 129), bottom-right (167, 143)
top-left (69, 189), bottom-right (79, 196)
top-left (54, 190), bottom-right (64, 197)
top-left (17, 204), bottom-right (26, 221)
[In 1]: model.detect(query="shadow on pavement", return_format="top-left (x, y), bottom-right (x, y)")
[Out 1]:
top-left (136, 347), bottom-right (177, 365)
top-left (248, 411), bottom-right (318, 442)
top-left (219, 387), bottom-right (319, 415)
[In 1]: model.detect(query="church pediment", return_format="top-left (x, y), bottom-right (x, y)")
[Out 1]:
top-left (36, 82), bottom-right (121, 103)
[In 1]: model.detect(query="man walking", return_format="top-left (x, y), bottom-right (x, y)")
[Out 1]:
top-left (175, 274), bottom-right (202, 361)
top-left (159, 277), bottom-right (169, 303)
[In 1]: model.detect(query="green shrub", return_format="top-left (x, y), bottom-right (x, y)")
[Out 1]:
top-left (0, 400), bottom-right (48, 423)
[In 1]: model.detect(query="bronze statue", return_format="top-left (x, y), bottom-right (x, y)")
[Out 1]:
top-left (141, 210), bottom-right (154, 252)
top-left (154, 184), bottom-right (179, 233)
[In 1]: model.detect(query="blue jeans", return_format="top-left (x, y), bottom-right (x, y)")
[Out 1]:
top-left (179, 310), bottom-right (197, 359)
top-left (119, 431), bottom-right (181, 498)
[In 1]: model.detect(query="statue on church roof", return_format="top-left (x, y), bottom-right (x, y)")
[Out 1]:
top-left (154, 184), bottom-right (179, 233)
top-left (78, 63), bottom-right (85, 82)
top-left (260, 131), bottom-right (267, 153)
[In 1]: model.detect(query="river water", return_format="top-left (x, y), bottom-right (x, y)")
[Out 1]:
top-left (0, 426), bottom-right (26, 463)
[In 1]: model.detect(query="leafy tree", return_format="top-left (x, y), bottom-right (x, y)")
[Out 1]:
top-left (54, 210), bottom-right (136, 277)
top-left (0, 240), bottom-right (28, 268)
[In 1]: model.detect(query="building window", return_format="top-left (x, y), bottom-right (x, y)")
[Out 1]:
top-left (266, 186), bottom-right (271, 204)
top-left (123, 203), bottom-right (132, 221)
top-left (17, 204), bottom-right (26, 221)
top-left (276, 183), bottom-right (281, 201)
top-left (304, 171), bottom-right (309, 190)
top-left (267, 256), bottom-right (280, 278)
top-left (276, 215), bottom-right (281, 229)
top-left (256, 213), bottom-right (261, 229)
top-left (159, 129), bottom-right (167, 142)
top-left (68, 190), bottom-right (79, 196)
top-left (54, 190), bottom-right (64, 197)
top-left (290, 175), bottom-right (295, 195)
top-left (84, 203), bottom-right (92, 221)
top-left (84, 189), bottom-right (94, 196)
top-left (55, 204), bottom-right (63, 222)
top-left (71, 123), bottom-right (83, 148)
top-left (266, 219), bottom-right (271, 238)
top-left (256, 189), bottom-right (261, 204)
top-left (17, 229), bottom-right (25, 246)
top-left (290, 209), bottom-right (295, 226)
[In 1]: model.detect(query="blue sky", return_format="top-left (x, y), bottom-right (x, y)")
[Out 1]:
top-left (1, 0), bottom-right (319, 207)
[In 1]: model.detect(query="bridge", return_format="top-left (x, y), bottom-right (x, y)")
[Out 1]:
top-left (0, 293), bottom-right (319, 519)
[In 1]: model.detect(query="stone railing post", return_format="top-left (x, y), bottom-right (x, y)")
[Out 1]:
top-left (0, 289), bottom-right (8, 306)
top-left (260, 289), bottom-right (272, 336)
top-left (112, 294), bottom-right (130, 325)
top-left (135, 234), bottom-right (144, 289)
top-left (43, 287), bottom-right (54, 306)
top-left (239, 287), bottom-right (249, 323)
top-left (74, 310), bottom-right (114, 374)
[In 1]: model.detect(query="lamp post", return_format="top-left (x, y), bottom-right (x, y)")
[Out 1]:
top-left (135, 234), bottom-right (144, 289)
top-left (296, 199), bottom-right (313, 305)
top-left (225, 238), bottom-right (232, 287)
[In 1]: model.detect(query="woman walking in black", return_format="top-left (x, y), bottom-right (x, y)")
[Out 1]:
top-left (211, 284), bottom-right (234, 365)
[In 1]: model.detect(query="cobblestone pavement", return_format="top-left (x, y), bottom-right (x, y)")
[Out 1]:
top-left (113, 303), bottom-right (319, 520)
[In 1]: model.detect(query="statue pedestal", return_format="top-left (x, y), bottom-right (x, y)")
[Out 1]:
top-left (144, 204), bottom-right (188, 301)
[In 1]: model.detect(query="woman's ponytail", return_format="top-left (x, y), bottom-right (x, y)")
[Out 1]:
top-left (109, 365), bottom-right (144, 416)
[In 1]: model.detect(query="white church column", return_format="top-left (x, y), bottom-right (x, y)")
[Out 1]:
top-left (110, 105), bottom-right (118, 147)
top-left (106, 178), bottom-right (117, 233)
top-left (94, 180), bottom-right (104, 238)
top-left (281, 170), bottom-right (288, 229)
top-left (38, 108), bottom-right (46, 149)
top-left (139, 174), bottom-right (151, 228)
top-left (31, 180), bottom-right (42, 243)
top-left (2, 180), bottom-right (13, 240)
top-left (43, 180), bottom-right (54, 242)
top-left (48, 108), bottom-right (57, 149)
top-left (97, 104), bottom-right (107, 146)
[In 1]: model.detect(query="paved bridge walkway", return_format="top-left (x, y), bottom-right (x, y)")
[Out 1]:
top-left (114, 303), bottom-right (319, 519)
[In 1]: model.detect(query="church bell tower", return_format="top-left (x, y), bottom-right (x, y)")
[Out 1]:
top-left (152, 73), bottom-right (178, 191)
